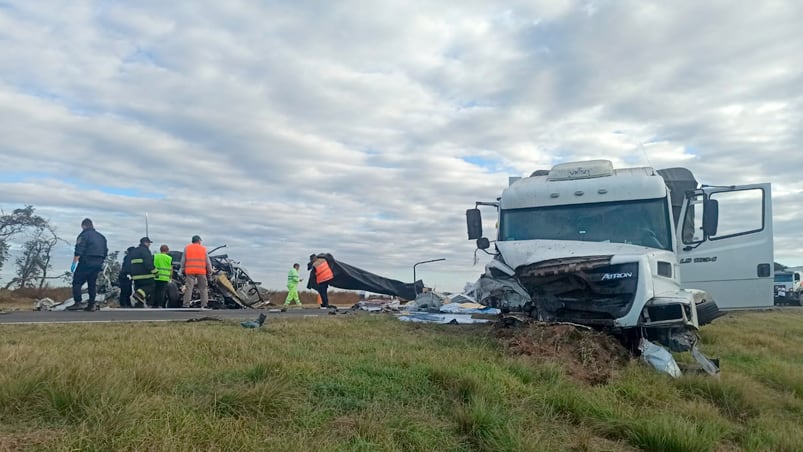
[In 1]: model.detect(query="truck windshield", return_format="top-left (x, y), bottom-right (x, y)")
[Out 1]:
top-left (775, 274), bottom-right (793, 283)
top-left (499, 198), bottom-right (673, 250)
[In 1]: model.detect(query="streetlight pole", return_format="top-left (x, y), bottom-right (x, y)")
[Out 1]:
top-left (413, 258), bottom-right (446, 295)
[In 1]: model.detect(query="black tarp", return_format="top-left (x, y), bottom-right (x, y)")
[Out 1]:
top-left (306, 253), bottom-right (423, 301)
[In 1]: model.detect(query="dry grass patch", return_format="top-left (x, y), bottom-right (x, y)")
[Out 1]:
top-left (1, 311), bottom-right (803, 450)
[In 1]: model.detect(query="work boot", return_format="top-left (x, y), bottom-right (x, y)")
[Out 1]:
top-left (83, 302), bottom-right (96, 312)
top-left (132, 289), bottom-right (146, 305)
top-left (66, 302), bottom-right (85, 311)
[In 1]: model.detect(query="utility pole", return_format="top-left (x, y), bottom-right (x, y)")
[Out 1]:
top-left (145, 212), bottom-right (149, 238)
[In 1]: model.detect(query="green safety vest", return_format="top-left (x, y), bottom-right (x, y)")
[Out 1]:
top-left (287, 267), bottom-right (300, 285)
top-left (153, 253), bottom-right (173, 282)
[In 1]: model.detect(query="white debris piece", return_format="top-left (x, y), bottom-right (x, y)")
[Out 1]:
top-left (639, 338), bottom-right (682, 378)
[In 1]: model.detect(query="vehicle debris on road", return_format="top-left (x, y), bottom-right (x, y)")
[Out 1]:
top-left (34, 245), bottom-right (267, 311)
top-left (167, 245), bottom-right (266, 309)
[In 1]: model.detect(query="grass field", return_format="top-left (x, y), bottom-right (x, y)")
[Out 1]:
top-left (1, 310), bottom-right (803, 451)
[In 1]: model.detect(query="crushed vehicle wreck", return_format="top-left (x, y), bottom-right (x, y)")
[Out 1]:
top-left (466, 159), bottom-right (774, 362)
top-left (165, 245), bottom-right (266, 309)
top-left (35, 246), bottom-right (266, 310)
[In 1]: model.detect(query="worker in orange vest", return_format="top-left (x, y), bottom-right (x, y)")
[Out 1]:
top-left (308, 254), bottom-right (334, 309)
top-left (181, 235), bottom-right (213, 308)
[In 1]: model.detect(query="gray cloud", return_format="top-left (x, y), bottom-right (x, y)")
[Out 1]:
top-left (1, 0), bottom-right (802, 290)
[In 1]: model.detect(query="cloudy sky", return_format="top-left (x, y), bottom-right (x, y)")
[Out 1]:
top-left (1, 1), bottom-right (801, 292)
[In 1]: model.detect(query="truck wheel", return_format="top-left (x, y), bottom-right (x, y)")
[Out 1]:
top-left (696, 299), bottom-right (725, 326)
top-left (166, 282), bottom-right (182, 308)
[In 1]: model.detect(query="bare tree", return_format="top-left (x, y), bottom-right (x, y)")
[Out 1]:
top-left (0, 205), bottom-right (47, 273)
top-left (35, 224), bottom-right (70, 290)
top-left (5, 234), bottom-right (42, 289)
top-left (4, 224), bottom-right (68, 290)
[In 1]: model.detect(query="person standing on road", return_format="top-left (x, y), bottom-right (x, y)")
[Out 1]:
top-left (308, 254), bottom-right (334, 309)
top-left (68, 218), bottom-right (108, 311)
top-left (284, 263), bottom-right (303, 307)
top-left (181, 235), bottom-right (213, 308)
top-left (117, 246), bottom-right (136, 308)
top-left (152, 244), bottom-right (173, 308)
top-left (129, 237), bottom-right (158, 307)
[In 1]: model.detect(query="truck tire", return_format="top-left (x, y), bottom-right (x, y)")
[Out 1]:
top-left (166, 282), bottom-right (182, 308)
top-left (696, 299), bottom-right (725, 326)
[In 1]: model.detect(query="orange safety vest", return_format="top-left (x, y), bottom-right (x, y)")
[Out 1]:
top-left (313, 258), bottom-right (334, 284)
top-left (184, 243), bottom-right (208, 275)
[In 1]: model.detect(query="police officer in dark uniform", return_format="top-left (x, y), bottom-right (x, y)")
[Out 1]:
top-left (68, 218), bottom-right (108, 311)
top-left (117, 246), bottom-right (136, 308)
top-left (128, 237), bottom-right (158, 307)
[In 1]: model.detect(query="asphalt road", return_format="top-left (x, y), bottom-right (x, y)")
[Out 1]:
top-left (0, 307), bottom-right (345, 324)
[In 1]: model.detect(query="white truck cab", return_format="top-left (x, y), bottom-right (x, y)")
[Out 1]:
top-left (773, 270), bottom-right (802, 305)
top-left (466, 159), bottom-right (773, 347)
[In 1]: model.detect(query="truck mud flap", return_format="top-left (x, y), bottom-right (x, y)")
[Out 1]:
top-left (696, 299), bottom-right (726, 326)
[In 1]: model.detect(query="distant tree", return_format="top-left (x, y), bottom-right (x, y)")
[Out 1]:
top-left (0, 206), bottom-right (48, 273)
top-left (4, 223), bottom-right (69, 290)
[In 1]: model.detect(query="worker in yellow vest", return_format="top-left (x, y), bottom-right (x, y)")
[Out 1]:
top-left (153, 244), bottom-right (173, 308)
top-left (284, 263), bottom-right (303, 307)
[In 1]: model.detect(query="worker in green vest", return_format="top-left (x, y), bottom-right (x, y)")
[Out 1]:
top-left (284, 263), bottom-right (303, 307)
top-left (152, 244), bottom-right (173, 308)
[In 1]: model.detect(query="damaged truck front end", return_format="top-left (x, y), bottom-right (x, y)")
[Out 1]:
top-left (468, 159), bottom-right (775, 374)
top-left (474, 247), bottom-right (699, 352)
top-left (517, 255), bottom-right (696, 331)
top-left (465, 159), bottom-right (776, 371)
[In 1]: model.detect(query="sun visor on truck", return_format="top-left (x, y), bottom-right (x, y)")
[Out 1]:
top-left (657, 167), bottom-right (698, 225)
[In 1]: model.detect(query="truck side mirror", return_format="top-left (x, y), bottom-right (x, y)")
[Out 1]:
top-left (702, 198), bottom-right (719, 237)
top-left (476, 237), bottom-right (490, 250)
top-left (466, 208), bottom-right (483, 240)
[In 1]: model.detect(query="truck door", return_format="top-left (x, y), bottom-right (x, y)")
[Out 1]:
top-left (677, 183), bottom-right (774, 309)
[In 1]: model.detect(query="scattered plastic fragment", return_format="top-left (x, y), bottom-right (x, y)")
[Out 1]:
top-left (438, 303), bottom-right (501, 315)
top-left (691, 344), bottom-right (721, 377)
top-left (240, 313), bottom-right (267, 328)
top-left (397, 313), bottom-right (491, 324)
top-left (639, 338), bottom-right (682, 378)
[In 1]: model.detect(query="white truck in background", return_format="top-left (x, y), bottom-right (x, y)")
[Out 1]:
top-left (466, 159), bottom-right (774, 350)
top-left (773, 270), bottom-right (802, 305)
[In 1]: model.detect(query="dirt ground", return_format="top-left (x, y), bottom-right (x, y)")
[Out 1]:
top-left (495, 321), bottom-right (632, 385)
top-left (0, 287), bottom-right (72, 311)
top-left (267, 289), bottom-right (361, 307)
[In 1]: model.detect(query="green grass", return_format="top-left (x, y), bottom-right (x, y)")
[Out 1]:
top-left (1, 310), bottom-right (803, 451)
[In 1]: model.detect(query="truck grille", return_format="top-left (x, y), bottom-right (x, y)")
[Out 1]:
top-left (518, 260), bottom-right (639, 323)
